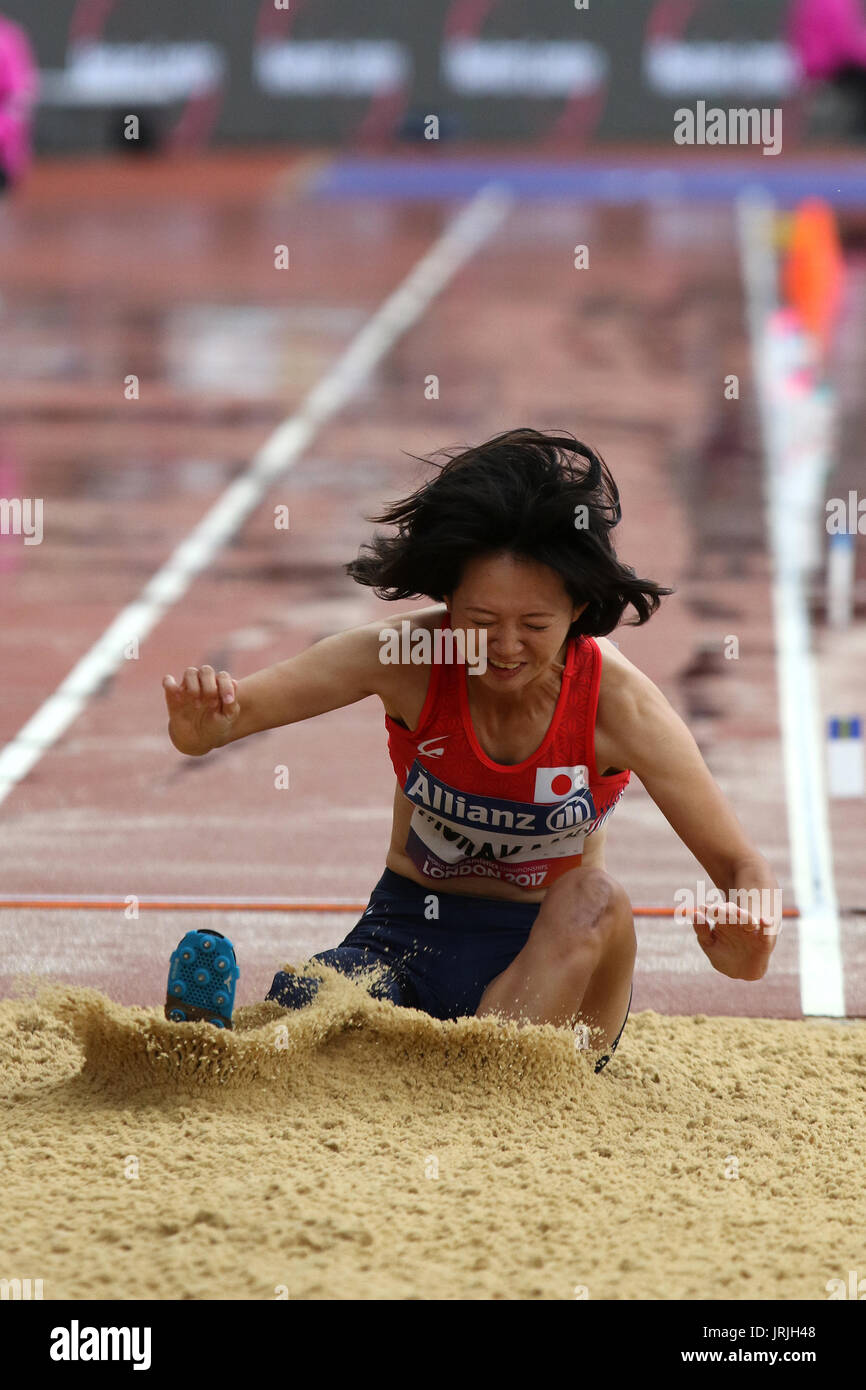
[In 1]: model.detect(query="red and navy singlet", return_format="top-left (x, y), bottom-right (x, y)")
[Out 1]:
top-left (385, 618), bottom-right (630, 891)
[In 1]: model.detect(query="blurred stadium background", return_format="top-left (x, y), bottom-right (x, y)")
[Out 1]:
top-left (6, 0), bottom-right (866, 154)
top-left (0, 0), bottom-right (864, 1025)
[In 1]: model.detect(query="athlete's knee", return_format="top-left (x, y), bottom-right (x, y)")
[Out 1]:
top-left (540, 868), bottom-right (633, 951)
top-left (547, 866), bottom-right (629, 916)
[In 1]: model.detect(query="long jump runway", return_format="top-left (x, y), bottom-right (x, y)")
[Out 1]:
top-left (1, 154), bottom-right (864, 1301)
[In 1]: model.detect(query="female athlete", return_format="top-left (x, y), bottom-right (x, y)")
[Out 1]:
top-left (162, 429), bottom-right (780, 1070)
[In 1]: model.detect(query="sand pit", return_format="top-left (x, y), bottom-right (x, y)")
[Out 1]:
top-left (1, 968), bottom-right (864, 1301)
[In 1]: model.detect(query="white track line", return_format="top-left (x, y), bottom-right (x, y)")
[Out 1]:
top-left (737, 192), bottom-right (845, 1018)
top-left (0, 184), bottom-right (512, 806)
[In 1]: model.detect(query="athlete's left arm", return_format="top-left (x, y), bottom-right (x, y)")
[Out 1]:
top-left (598, 648), bottom-right (781, 981)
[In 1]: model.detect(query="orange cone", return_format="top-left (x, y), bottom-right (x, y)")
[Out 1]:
top-left (781, 199), bottom-right (845, 359)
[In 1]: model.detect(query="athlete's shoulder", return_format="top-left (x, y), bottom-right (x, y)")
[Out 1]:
top-left (594, 635), bottom-right (643, 690)
top-left (331, 605), bottom-right (446, 659)
top-left (593, 635), bottom-right (669, 723)
top-left (354, 604), bottom-right (447, 641)
top-left (594, 636), bottom-right (681, 772)
top-left (390, 604), bottom-right (448, 633)
top-left (347, 605), bottom-right (446, 718)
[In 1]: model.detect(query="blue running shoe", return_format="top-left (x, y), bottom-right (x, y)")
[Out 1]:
top-left (165, 930), bottom-right (239, 1029)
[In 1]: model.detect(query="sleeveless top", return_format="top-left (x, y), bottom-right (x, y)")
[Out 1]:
top-left (384, 617), bottom-right (630, 891)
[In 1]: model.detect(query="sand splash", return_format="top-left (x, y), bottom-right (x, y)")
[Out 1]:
top-left (52, 962), bottom-right (600, 1095)
top-left (1, 969), bottom-right (865, 1300)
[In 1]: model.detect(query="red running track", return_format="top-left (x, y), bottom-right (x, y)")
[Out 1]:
top-left (0, 152), bottom-right (863, 1019)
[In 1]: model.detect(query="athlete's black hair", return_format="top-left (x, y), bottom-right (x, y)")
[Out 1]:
top-left (346, 428), bottom-right (674, 637)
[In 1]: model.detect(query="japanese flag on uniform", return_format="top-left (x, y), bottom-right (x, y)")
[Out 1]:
top-left (534, 765), bottom-right (589, 803)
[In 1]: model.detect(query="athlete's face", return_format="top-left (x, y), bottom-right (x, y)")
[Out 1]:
top-left (447, 552), bottom-right (586, 689)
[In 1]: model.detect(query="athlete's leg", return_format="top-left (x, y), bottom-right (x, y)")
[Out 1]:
top-left (267, 945), bottom-right (419, 1010)
top-left (474, 867), bottom-right (636, 1049)
top-left (266, 870), bottom-right (425, 1011)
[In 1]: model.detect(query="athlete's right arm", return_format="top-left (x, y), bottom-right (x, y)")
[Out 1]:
top-left (163, 622), bottom-right (398, 757)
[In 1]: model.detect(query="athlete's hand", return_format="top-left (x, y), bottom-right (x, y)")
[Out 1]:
top-left (162, 666), bottom-right (240, 756)
top-left (691, 902), bottom-right (777, 981)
